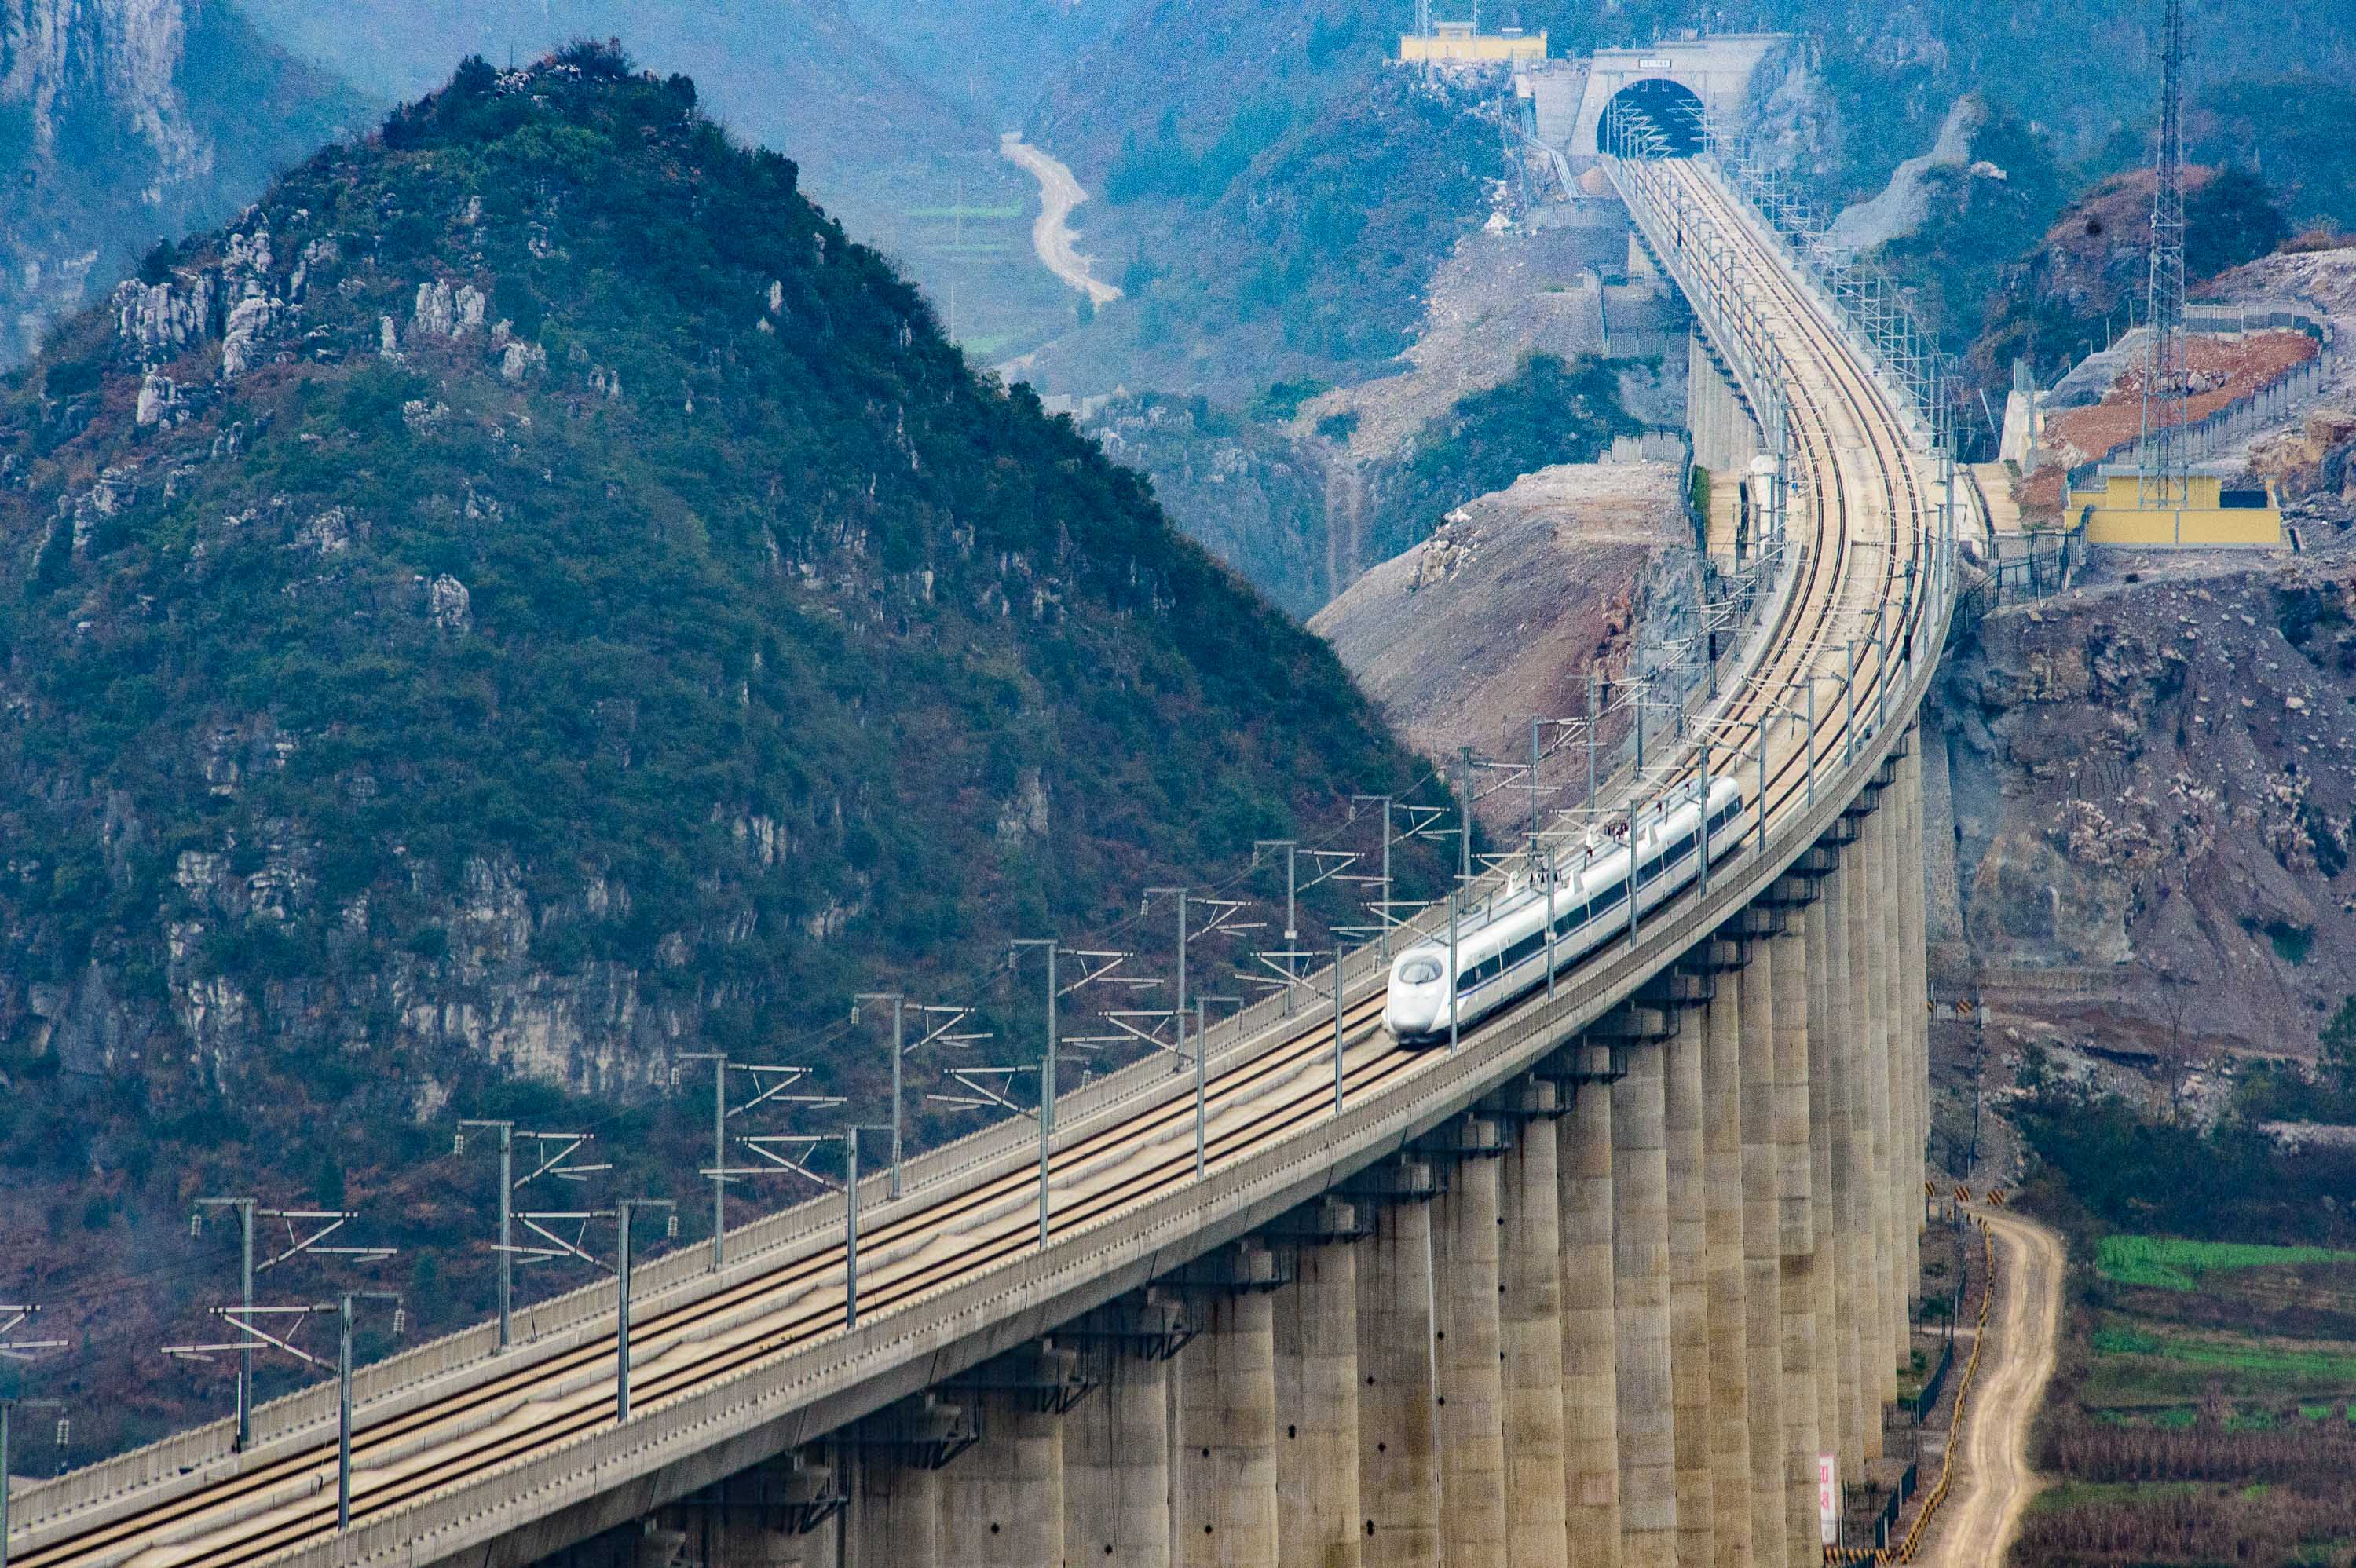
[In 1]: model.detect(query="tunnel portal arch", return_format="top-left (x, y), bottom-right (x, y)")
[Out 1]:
top-left (1603, 77), bottom-right (1709, 157)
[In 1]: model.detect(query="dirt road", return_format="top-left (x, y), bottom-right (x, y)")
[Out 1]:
top-left (1920, 1208), bottom-right (2066, 1568)
top-left (1001, 133), bottom-right (1121, 307)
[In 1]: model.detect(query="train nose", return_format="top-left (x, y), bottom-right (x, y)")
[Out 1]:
top-left (1386, 998), bottom-right (1436, 1038)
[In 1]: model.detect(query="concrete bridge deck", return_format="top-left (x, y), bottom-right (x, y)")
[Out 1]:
top-left (13, 147), bottom-right (1977, 1568)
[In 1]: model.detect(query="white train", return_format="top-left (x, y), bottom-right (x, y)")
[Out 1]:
top-left (1384, 777), bottom-right (1746, 1046)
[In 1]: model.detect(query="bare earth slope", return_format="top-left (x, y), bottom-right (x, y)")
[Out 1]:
top-left (1930, 546), bottom-right (2356, 1060)
top-left (1309, 459), bottom-right (1688, 821)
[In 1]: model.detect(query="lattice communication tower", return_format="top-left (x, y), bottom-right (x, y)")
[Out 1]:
top-left (2135, 0), bottom-right (2188, 506)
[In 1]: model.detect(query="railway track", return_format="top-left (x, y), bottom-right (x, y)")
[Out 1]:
top-left (20, 152), bottom-right (1973, 1568)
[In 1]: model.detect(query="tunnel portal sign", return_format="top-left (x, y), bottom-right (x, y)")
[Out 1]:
top-left (1817, 1454), bottom-right (1838, 1545)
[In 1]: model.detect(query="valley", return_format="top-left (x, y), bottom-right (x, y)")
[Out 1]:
top-left (8, 4), bottom-right (2356, 1566)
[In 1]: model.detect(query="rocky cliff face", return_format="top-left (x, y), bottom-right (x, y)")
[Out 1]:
top-left (1927, 548), bottom-right (2356, 1062)
top-left (0, 0), bottom-right (360, 366)
top-left (0, 49), bottom-right (1436, 1457)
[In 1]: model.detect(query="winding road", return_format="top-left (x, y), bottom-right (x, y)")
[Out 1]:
top-left (1001, 133), bottom-right (1122, 306)
top-left (12, 145), bottom-right (1971, 1568)
top-left (1921, 1209), bottom-right (2065, 1568)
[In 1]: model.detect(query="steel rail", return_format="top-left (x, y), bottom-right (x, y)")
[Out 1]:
top-left (20, 151), bottom-right (1969, 1568)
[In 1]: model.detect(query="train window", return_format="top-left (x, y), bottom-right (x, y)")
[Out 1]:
top-left (1398, 958), bottom-right (1442, 985)
top-left (1503, 934), bottom-right (1544, 969)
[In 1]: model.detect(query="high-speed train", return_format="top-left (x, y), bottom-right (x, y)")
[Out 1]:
top-left (1384, 777), bottom-right (1746, 1046)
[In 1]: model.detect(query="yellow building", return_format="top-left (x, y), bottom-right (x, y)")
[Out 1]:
top-left (1399, 24), bottom-right (1548, 63)
top-left (2069, 472), bottom-right (2285, 548)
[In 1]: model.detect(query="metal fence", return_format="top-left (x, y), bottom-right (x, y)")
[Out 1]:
top-left (1907, 1337), bottom-right (1956, 1424)
top-left (2062, 346), bottom-right (2335, 492)
top-left (1954, 513), bottom-right (2086, 639)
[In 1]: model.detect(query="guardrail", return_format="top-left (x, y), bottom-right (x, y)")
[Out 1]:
top-left (1846, 1214), bottom-right (1994, 1566)
top-left (17, 119), bottom-right (1964, 1567)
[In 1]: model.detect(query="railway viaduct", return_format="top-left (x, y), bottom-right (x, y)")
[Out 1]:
top-left (9, 82), bottom-right (1976, 1568)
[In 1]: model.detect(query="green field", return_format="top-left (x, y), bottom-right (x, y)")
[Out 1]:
top-left (904, 203), bottom-right (1026, 220)
top-left (2096, 1234), bottom-right (2356, 1291)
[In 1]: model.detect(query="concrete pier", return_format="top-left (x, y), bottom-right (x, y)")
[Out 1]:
top-left (1561, 1048), bottom-right (1624, 1567)
top-left (1901, 740), bottom-right (1930, 1305)
top-left (1274, 1243), bottom-right (1361, 1568)
top-left (1666, 1004), bottom-right (1717, 1568)
top-left (1614, 1040), bottom-right (1677, 1564)
top-left (1704, 968), bottom-right (1755, 1568)
top-left (1862, 803), bottom-right (1899, 1409)
top-left (1434, 1142), bottom-right (1509, 1567)
top-left (1175, 1291), bottom-right (1280, 1568)
top-left (851, 1454), bottom-right (938, 1568)
top-left (1498, 1104), bottom-right (1571, 1568)
top-left (1064, 1350), bottom-right (1169, 1567)
top-left (1774, 900), bottom-right (1827, 1568)
top-left (1738, 939), bottom-right (1786, 1568)
top-left (1358, 1191), bottom-right (1442, 1568)
top-left (1822, 857), bottom-right (1867, 1472)
top-left (940, 1388), bottom-right (1063, 1568)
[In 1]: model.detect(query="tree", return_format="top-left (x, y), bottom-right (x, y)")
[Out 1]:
top-left (2186, 166), bottom-right (2292, 280)
top-left (2322, 993), bottom-right (2356, 1099)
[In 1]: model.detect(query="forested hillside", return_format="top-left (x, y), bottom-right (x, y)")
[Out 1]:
top-left (1020, 0), bottom-right (1504, 402)
top-left (0, 47), bottom-right (1433, 1452)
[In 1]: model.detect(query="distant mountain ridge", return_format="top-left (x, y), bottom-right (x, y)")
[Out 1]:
top-left (226, 0), bottom-right (1105, 358)
top-left (0, 0), bottom-right (365, 365)
top-left (0, 46), bottom-right (1429, 1453)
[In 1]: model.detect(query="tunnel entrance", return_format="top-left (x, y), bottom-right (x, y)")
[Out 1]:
top-left (1602, 78), bottom-right (1708, 157)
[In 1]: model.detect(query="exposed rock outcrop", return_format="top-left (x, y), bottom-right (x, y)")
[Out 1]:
top-left (1927, 551), bottom-right (2356, 1059)
top-left (0, 0), bottom-right (359, 366)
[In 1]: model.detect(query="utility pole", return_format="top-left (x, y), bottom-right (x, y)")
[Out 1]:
top-left (1455, 747), bottom-right (1476, 886)
top-left (1194, 997), bottom-right (1209, 1176)
top-left (0, 1398), bottom-right (63, 1568)
top-left (194, 1199), bottom-right (391, 1447)
top-left (455, 1124), bottom-right (609, 1348)
top-left (454, 1123), bottom-right (514, 1347)
top-left (164, 1288), bottom-right (401, 1533)
top-left (2136, 0), bottom-right (2188, 508)
top-left (334, 1292), bottom-right (402, 1532)
top-left (1011, 938), bottom-right (1060, 1248)
top-left (1349, 796), bottom-right (1393, 957)
top-left (613, 1200), bottom-right (674, 1424)
top-left (1253, 841), bottom-right (1301, 945)
top-left (1143, 889), bottom-right (1189, 1078)
top-left (1193, 998), bottom-right (1242, 1175)
top-left (1447, 886), bottom-right (1461, 1052)
top-left (675, 1055), bottom-right (734, 1269)
top-left (1845, 638), bottom-right (1858, 766)
top-left (852, 997), bottom-right (909, 1198)
top-left (0, 1304), bottom-right (64, 1568)
top-left (842, 1126), bottom-right (894, 1329)
top-left (1333, 947), bottom-right (1347, 1115)
top-left (196, 1197), bottom-right (254, 1448)
top-left (1697, 740), bottom-right (1713, 897)
top-left (1586, 670), bottom-right (1600, 810)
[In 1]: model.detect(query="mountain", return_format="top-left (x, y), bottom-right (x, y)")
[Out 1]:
top-left (834, 0), bottom-right (1138, 126)
top-left (0, 46), bottom-right (1435, 1451)
top-left (0, 0), bottom-right (367, 366)
top-left (1012, 0), bottom-right (1503, 404)
top-left (227, 0), bottom-right (1080, 358)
